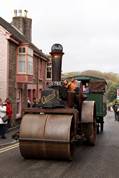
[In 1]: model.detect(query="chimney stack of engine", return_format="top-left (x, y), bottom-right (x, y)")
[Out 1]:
top-left (50, 44), bottom-right (64, 82)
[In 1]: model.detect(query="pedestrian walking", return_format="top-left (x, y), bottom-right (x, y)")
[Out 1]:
top-left (5, 98), bottom-right (13, 128)
top-left (112, 100), bottom-right (119, 121)
top-left (27, 97), bottom-right (31, 108)
top-left (0, 98), bottom-right (7, 139)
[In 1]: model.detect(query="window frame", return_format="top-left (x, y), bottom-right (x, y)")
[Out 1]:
top-left (17, 46), bottom-right (33, 75)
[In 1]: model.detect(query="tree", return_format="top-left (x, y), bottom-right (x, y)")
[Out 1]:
top-left (107, 82), bottom-right (119, 103)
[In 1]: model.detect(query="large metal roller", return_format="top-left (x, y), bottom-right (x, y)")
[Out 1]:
top-left (19, 113), bottom-right (74, 160)
top-left (81, 101), bottom-right (96, 145)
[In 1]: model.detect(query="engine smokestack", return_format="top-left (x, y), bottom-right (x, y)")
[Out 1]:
top-left (50, 44), bottom-right (64, 82)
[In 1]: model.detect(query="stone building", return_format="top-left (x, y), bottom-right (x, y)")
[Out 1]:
top-left (0, 10), bottom-right (49, 123)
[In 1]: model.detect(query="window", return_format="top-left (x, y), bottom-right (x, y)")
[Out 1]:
top-left (46, 56), bottom-right (52, 79)
top-left (18, 54), bottom-right (26, 73)
top-left (28, 89), bottom-right (31, 100)
top-left (33, 89), bottom-right (36, 99)
top-left (19, 47), bottom-right (25, 53)
top-left (39, 60), bottom-right (42, 78)
top-left (28, 48), bottom-right (33, 56)
top-left (17, 46), bottom-right (33, 74)
top-left (28, 56), bottom-right (33, 74)
top-left (18, 47), bottom-right (26, 73)
top-left (28, 48), bottom-right (33, 75)
top-left (47, 65), bottom-right (52, 79)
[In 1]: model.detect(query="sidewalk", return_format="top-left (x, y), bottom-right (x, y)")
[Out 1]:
top-left (0, 125), bottom-right (19, 147)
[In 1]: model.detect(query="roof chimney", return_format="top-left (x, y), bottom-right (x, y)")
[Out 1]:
top-left (12, 9), bottom-right (32, 42)
top-left (24, 10), bottom-right (28, 17)
top-left (14, 9), bottom-right (17, 17)
top-left (18, 9), bottom-right (22, 16)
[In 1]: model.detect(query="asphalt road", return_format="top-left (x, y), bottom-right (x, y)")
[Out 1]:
top-left (0, 111), bottom-right (119, 178)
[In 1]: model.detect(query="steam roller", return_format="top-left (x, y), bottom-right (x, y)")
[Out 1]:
top-left (19, 44), bottom-right (96, 160)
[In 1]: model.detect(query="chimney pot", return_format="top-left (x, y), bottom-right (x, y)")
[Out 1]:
top-left (14, 9), bottom-right (17, 17)
top-left (18, 9), bottom-right (22, 16)
top-left (24, 10), bottom-right (28, 17)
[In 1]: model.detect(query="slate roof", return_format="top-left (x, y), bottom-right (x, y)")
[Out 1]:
top-left (0, 17), bottom-right (48, 60)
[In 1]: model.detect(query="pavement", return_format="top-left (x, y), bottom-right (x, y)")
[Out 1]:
top-left (0, 125), bottom-right (19, 147)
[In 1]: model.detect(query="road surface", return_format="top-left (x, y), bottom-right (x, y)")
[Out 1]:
top-left (0, 111), bottom-right (119, 178)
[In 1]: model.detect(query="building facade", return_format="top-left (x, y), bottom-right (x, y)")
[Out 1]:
top-left (0, 10), bottom-right (49, 122)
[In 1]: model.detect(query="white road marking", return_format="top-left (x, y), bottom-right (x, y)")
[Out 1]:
top-left (0, 143), bottom-right (19, 154)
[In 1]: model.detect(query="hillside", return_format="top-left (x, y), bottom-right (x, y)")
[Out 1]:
top-left (62, 70), bottom-right (119, 83)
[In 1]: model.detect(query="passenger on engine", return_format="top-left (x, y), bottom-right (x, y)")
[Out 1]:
top-left (83, 83), bottom-right (89, 93)
top-left (60, 79), bottom-right (79, 101)
top-left (68, 79), bottom-right (78, 92)
top-left (63, 79), bottom-right (71, 89)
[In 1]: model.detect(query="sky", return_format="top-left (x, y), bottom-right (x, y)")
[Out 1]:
top-left (1, 0), bottom-right (119, 74)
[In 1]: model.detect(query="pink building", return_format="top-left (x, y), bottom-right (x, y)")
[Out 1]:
top-left (0, 10), bottom-right (49, 122)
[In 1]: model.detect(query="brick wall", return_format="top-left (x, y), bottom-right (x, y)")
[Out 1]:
top-left (12, 16), bottom-right (32, 42)
top-left (33, 55), bottom-right (47, 96)
top-left (33, 55), bottom-right (38, 83)
top-left (8, 41), bottom-right (18, 122)
top-left (21, 84), bottom-right (27, 111)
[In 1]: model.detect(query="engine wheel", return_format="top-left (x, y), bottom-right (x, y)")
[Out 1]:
top-left (81, 101), bottom-right (96, 146)
top-left (19, 113), bottom-right (75, 160)
top-left (115, 112), bottom-right (119, 121)
top-left (87, 122), bottom-right (96, 145)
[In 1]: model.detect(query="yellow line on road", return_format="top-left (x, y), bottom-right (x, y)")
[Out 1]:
top-left (0, 143), bottom-right (19, 154)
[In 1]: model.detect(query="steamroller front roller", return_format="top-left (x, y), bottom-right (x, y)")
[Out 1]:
top-left (19, 113), bottom-right (75, 160)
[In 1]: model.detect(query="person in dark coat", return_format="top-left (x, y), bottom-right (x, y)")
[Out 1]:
top-left (112, 100), bottom-right (119, 121)
top-left (0, 98), bottom-right (7, 139)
